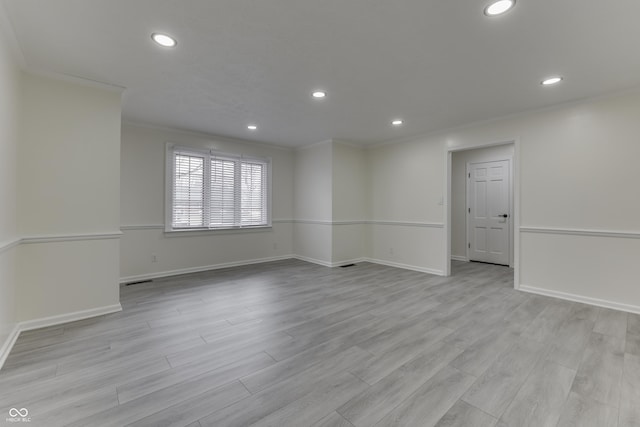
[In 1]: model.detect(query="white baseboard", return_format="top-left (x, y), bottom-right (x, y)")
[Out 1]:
top-left (291, 255), bottom-right (444, 275)
top-left (334, 258), bottom-right (366, 267)
top-left (120, 255), bottom-right (295, 284)
top-left (363, 257), bottom-right (445, 276)
top-left (292, 255), bottom-right (367, 268)
top-left (19, 303), bottom-right (123, 332)
top-left (519, 285), bottom-right (640, 315)
top-left (121, 255), bottom-right (443, 281)
top-left (0, 303), bottom-right (122, 371)
top-left (0, 324), bottom-right (20, 371)
top-left (291, 255), bottom-right (333, 267)
top-left (451, 255), bottom-right (469, 262)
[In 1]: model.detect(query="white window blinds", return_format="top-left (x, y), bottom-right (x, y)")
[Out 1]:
top-left (173, 154), bottom-right (204, 228)
top-left (241, 161), bottom-right (267, 226)
top-left (169, 146), bottom-right (271, 230)
top-left (210, 158), bottom-right (236, 227)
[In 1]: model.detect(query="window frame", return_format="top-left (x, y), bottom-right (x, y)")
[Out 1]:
top-left (165, 143), bottom-right (272, 233)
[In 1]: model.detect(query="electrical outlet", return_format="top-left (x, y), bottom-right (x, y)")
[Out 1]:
top-left (151, 253), bottom-right (157, 263)
top-left (273, 242), bottom-right (278, 250)
top-left (389, 247), bottom-right (394, 255)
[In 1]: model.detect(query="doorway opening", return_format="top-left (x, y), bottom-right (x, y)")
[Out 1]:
top-left (444, 140), bottom-right (519, 288)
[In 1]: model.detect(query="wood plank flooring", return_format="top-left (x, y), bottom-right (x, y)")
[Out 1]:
top-left (1, 259), bottom-right (639, 426)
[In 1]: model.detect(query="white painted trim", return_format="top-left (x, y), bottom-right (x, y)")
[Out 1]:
top-left (445, 149), bottom-right (452, 276)
top-left (290, 255), bottom-right (333, 268)
top-left (292, 137), bottom-right (365, 151)
top-left (333, 258), bottom-right (367, 266)
top-left (19, 304), bottom-right (123, 332)
top-left (121, 253), bottom-right (444, 284)
top-left (451, 255), bottom-right (469, 262)
top-left (0, 238), bottom-right (21, 254)
top-left (165, 142), bottom-right (174, 233)
top-left (165, 144), bottom-right (273, 233)
top-left (121, 255), bottom-right (371, 283)
top-left (120, 224), bottom-right (165, 231)
top-left (367, 220), bottom-right (444, 228)
top-left (121, 220), bottom-right (295, 231)
top-left (121, 224), bottom-right (292, 232)
top-left (294, 139), bottom-right (333, 151)
top-left (292, 220), bottom-right (444, 228)
top-left (445, 138), bottom-right (520, 287)
top-left (513, 140), bottom-right (521, 286)
top-left (120, 219), bottom-right (444, 228)
top-left (332, 139), bottom-right (366, 149)
top-left (21, 232), bottom-right (122, 244)
top-left (291, 220), bottom-right (334, 226)
top-left (0, 324), bottom-right (20, 371)
top-left (164, 227), bottom-right (275, 238)
top-left (292, 255), bottom-right (367, 268)
top-left (2, 232), bottom-right (122, 250)
top-left (519, 285), bottom-right (640, 315)
top-left (520, 226), bottom-right (640, 240)
top-left (25, 68), bottom-right (126, 93)
top-left (293, 220), bottom-right (365, 226)
top-left (120, 255), bottom-right (294, 284)
top-left (122, 120), bottom-right (293, 152)
top-left (363, 257), bottom-right (444, 276)
top-left (370, 87), bottom-right (640, 149)
top-left (291, 219), bottom-right (356, 226)
top-left (1, 304), bottom-right (123, 370)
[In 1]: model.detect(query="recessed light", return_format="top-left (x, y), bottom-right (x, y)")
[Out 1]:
top-left (391, 120), bottom-right (403, 126)
top-left (541, 76), bottom-right (563, 86)
top-left (484, 0), bottom-right (516, 16)
top-left (151, 33), bottom-right (177, 48)
top-left (312, 91), bottom-right (326, 99)
top-left (247, 125), bottom-right (258, 130)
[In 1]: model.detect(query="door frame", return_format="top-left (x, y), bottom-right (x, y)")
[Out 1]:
top-left (443, 139), bottom-right (520, 290)
top-left (466, 158), bottom-right (513, 266)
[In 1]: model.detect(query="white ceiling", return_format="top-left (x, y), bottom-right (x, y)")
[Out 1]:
top-left (4, 0), bottom-right (640, 147)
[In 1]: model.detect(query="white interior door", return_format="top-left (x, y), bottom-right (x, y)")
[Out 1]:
top-left (467, 160), bottom-right (510, 265)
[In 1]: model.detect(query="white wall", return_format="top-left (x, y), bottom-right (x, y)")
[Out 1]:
top-left (292, 140), bottom-right (369, 266)
top-left (294, 141), bottom-right (332, 221)
top-left (120, 124), bottom-right (294, 281)
top-left (120, 133), bottom-right (368, 273)
top-left (332, 141), bottom-right (366, 264)
top-left (0, 14), bottom-right (21, 359)
top-left (366, 137), bottom-right (446, 274)
top-left (451, 144), bottom-right (514, 260)
top-left (293, 141), bottom-right (333, 264)
top-left (17, 73), bottom-right (122, 321)
top-left (368, 89), bottom-right (640, 311)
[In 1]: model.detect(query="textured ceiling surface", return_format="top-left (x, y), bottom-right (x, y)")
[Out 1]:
top-left (4, 0), bottom-right (640, 147)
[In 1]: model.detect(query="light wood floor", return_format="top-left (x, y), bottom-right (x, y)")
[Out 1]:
top-left (1, 260), bottom-right (639, 427)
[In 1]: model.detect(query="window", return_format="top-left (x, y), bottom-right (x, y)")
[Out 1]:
top-left (167, 145), bottom-right (271, 231)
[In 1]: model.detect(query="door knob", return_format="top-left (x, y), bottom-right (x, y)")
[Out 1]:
top-left (499, 214), bottom-right (508, 218)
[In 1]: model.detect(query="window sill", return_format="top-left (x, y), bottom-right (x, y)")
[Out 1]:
top-left (164, 225), bottom-right (273, 237)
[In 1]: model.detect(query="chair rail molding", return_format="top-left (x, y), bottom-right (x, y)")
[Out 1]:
top-left (520, 226), bottom-right (640, 239)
